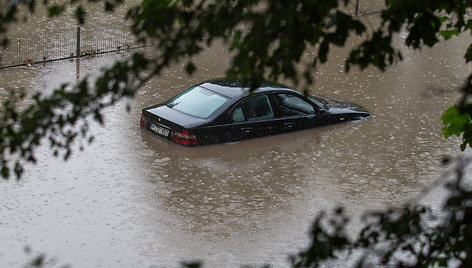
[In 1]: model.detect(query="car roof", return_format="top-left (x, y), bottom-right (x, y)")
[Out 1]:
top-left (197, 78), bottom-right (299, 100)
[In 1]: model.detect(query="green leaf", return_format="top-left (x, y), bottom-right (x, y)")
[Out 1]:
top-left (1, 166), bottom-right (9, 178)
top-left (441, 105), bottom-right (470, 138)
top-left (94, 111), bottom-right (104, 125)
top-left (440, 29), bottom-right (459, 40)
top-left (438, 16), bottom-right (449, 24)
top-left (185, 62), bottom-right (196, 75)
top-left (230, 30), bottom-right (242, 51)
top-left (105, 1), bottom-right (114, 12)
top-left (47, 4), bottom-right (65, 17)
top-left (466, 44), bottom-right (472, 63)
top-left (75, 5), bottom-right (85, 24)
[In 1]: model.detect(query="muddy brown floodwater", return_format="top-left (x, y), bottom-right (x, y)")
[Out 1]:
top-left (1, 11), bottom-right (471, 268)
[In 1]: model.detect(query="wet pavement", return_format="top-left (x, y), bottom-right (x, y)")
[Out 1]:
top-left (0, 8), bottom-right (471, 268)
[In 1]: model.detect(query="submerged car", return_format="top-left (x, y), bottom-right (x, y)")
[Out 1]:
top-left (140, 78), bottom-right (370, 146)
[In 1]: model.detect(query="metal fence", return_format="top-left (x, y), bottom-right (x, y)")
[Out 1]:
top-left (0, 24), bottom-right (148, 69)
top-left (353, 0), bottom-right (384, 16)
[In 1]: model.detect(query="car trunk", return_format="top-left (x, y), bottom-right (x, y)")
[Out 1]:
top-left (141, 105), bottom-right (208, 146)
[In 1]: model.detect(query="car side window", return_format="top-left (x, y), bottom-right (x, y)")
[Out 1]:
top-left (232, 106), bottom-right (245, 122)
top-left (274, 93), bottom-right (315, 116)
top-left (231, 95), bottom-right (275, 122)
top-left (242, 95), bottom-right (275, 121)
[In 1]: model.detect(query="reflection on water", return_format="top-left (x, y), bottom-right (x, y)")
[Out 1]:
top-left (140, 124), bottom-right (326, 228)
top-left (0, 10), bottom-right (471, 268)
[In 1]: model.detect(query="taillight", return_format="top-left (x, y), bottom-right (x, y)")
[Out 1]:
top-left (140, 112), bottom-right (148, 128)
top-left (172, 129), bottom-right (199, 146)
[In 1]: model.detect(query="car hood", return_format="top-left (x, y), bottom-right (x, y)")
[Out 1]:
top-left (310, 94), bottom-right (370, 115)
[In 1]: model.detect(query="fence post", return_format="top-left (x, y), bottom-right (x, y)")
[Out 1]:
top-left (17, 37), bottom-right (20, 64)
top-left (76, 27), bottom-right (81, 58)
top-left (355, 0), bottom-right (360, 16)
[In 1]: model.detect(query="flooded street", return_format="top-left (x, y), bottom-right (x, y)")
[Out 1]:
top-left (1, 7), bottom-right (471, 268)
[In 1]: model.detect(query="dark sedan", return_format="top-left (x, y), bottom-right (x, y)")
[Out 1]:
top-left (140, 78), bottom-right (370, 146)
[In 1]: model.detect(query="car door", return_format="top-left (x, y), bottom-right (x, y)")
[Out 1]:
top-left (226, 94), bottom-right (280, 141)
top-left (271, 93), bottom-right (318, 132)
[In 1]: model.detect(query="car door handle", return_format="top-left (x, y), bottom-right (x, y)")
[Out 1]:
top-left (284, 123), bottom-right (295, 129)
top-left (241, 127), bottom-right (253, 134)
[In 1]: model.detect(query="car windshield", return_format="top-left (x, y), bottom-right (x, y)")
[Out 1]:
top-left (308, 96), bottom-right (326, 109)
top-left (166, 86), bottom-right (228, 118)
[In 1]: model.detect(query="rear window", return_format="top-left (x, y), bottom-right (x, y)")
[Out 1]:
top-left (166, 86), bottom-right (228, 118)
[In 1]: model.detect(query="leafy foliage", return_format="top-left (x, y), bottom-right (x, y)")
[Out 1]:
top-left (126, 0), bottom-right (366, 87)
top-left (348, 0), bottom-right (472, 71)
top-left (291, 156), bottom-right (472, 267)
top-left (2, 0), bottom-right (472, 267)
top-left (442, 75), bottom-right (472, 151)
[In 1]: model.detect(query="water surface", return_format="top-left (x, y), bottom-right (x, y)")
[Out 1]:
top-left (0, 5), bottom-right (470, 268)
